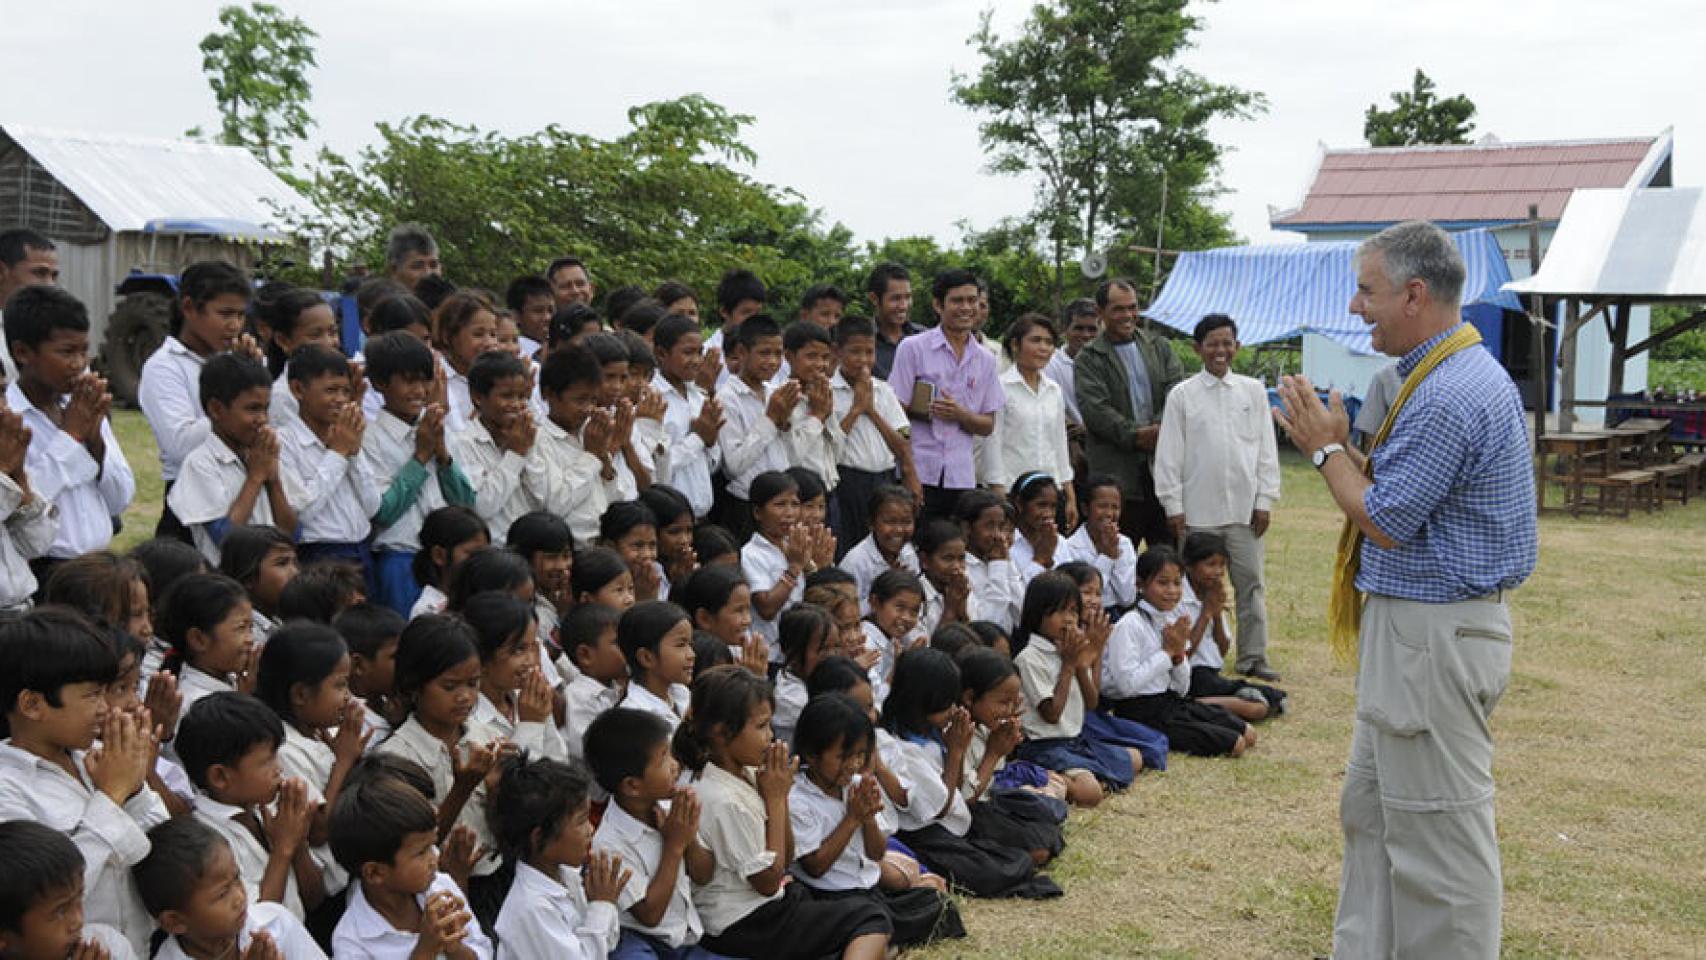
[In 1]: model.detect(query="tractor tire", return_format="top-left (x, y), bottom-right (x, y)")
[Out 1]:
top-left (100, 293), bottom-right (172, 408)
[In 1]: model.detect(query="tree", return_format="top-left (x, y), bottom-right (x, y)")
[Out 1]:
top-left (194, 2), bottom-right (318, 172)
top-left (1364, 69), bottom-right (1477, 147)
top-left (951, 0), bottom-right (1264, 306)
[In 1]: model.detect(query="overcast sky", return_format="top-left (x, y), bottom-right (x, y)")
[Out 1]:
top-left (3, 0), bottom-right (1697, 252)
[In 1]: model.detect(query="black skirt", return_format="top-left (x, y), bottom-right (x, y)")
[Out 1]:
top-left (1105, 691), bottom-right (1246, 757)
top-left (970, 789), bottom-right (1066, 860)
top-left (808, 884), bottom-right (966, 947)
top-left (1189, 665), bottom-right (1287, 712)
top-left (896, 822), bottom-right (1064, 900)
top-left (699, 880), bottom-right (892, 960)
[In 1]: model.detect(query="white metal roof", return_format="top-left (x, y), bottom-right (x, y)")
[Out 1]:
top-left (2, 123), bottom-right (319, 235)
top-left (1504, 187), bottom-right (1706, 299)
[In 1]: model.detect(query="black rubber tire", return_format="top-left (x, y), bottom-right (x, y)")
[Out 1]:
top-left (100, 293), bottom-right (172, 408)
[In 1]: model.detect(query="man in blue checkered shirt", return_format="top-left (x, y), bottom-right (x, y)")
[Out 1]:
top-left (1275, 220), bottom-right (1536, 960)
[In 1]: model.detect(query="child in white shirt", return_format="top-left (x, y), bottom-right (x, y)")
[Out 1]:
top-left (0, 400), bottom-right (55, 610)
top-left (530, 345), bottom-right (612, 547)
top-left (431, 292), bottom-right (502, 434)
top-left (650, 315), bottom-right (722, 521)
top-left (263, 287), bottom-right (343, 427)
top-left (0, 820), bottom-right (139, 960)
top-left (448, 351), bottom-right (544, 543)
top-left (558, 604), bottom-right (626, 758)
top-left (828, 317), bottom-right (916, 551)
top-left (840, 485), bottom-right (919, 602)
top-left (1060, 477), bottom-right (1139, 612)
top-left (740, 471), bottom-right (809, 653)
top-left (278, 345), bottom-right (381, 570)
top-left (615, 602), bottom-right (694, 732)
top-left (714, 316), bottom-right (792, 539)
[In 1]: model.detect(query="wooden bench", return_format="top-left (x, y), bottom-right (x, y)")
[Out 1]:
top-left (1576, 469), bottom-right (1658, 517)
top-left (1651, 463), bottom-right (1693, 505)
top-left (1676, 453), bottom-right (1706, 499)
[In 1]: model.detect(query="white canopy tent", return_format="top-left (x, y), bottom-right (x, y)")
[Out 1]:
top-left (1505, 187), bottom-right (1706, 431)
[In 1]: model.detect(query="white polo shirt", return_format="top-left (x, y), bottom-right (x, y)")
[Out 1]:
top-left (9, 383), bottom-right (134, 558)
top-left (690, 762), bottom-right (782, 936)
top-left (788, 771), bottom-right (882, 891)
top-left (593, 799), bottom-right (706, 947)
top-left (1014, 636), bottom-right (1084, 741)
top-left (279, 417), bottom-right (379, 544)
top-left (493, 860), bottom-right (620, 960)
top-left (138, 336), bottom-right (212, 483)
top-left (333, 871), bottom-right (492, 960)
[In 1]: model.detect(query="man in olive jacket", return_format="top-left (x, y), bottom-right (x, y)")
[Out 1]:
top-left (1075, 278), bottom-right (1185, 551)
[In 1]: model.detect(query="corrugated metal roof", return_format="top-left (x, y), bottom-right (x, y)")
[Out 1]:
top-left (1504, 187), bottom-right (1706, 299)
top-left (1272, 134), bottom-right (1670, 229)
top-left (1, 123), bottom-right (318, 234)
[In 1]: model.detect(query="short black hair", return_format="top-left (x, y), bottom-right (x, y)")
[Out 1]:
top-left (216, 525), bottom-right (294, 589)
top-left (638, 485), bottom-right (692, 530)
top-left (393, 614), bottom-right (479, 702)
top-left (932, 268), bottom-right (979, 303)
top-left (804, 566), bottom-right (855, 592)
top-left (731, 314), bottom-right (782, 352)
top-left (1193, 312), bottom-right (1238, 343)
top-left (782, 321), bottom-right (831, 355)
top-left (652, 313), bottom-right (699, 354)
top-left (334, 601), bottom-right (407, 660)
top-left (545, 256), bottom-right (587, 284)
top-left (365, 330), bottom-right (435, 385)
top-left (0, 819), bottom-right (82, 931)
top-left (715, 269), bottom-right (766, 315)
top-left (3, 284), bottom-right (87, 354)
top-left (599, 500), bottom-right (657, 546)
top-left (128, 537), bottom-right (209, 607)
top-left (198, 352), bottom-right (271, 411)
top-left (547, 304), bottom-right (602, 348)
top-left (507, 511), bottom-right (574, 558)
top-left (414, 273), bottom-right (457, 311)
top-left (799, 284), bottom-right (847, 313)
top-left (571, 546), bottom-right (629, 601)
top-left (368, 293), bottom-right (432, 335)
top-left (561, 603), bottom-right (620, 662)
top-left (278, 561), bottom-right (364, 623)
top-left (505, 275), bottom-right (554, 313)
top-left (652, 281), bottom-right (696, 308)
top-left (834, 314), bottom-right (876, 346)
top-left (914, 518), bottom-right (966, 559)
top-left (0, 229), bottom-right (54, 267)
top-left (175, 692), bottom-right (286, 792)
top-left (468, 349), bottom-right (528, 397)
top-left (786, 466), bottom-right (826, 504)
top-left (617, 600), bottom-right (689, 676)
top-left (793, 691), bottom-right (873, 760)
top-left (806, 655), bottom-right (870, 699)
top-left (329, 772), bottom-right (438, 874)
top-left (583, 707), bottom-right (672, 794)
top-left (865, 262), bottom-right (910, 300)
top-left (1182, 530), bottom-right (1230, 566)
top-left (285, 342), bottom-right (349, 385)
top-left (461, 591), bottom-right (534, 663)
top-left (175, 261), bottom-right (250, 335)
top-left (0, 607), bottom-right (118, 728)
top-left (255, 621), bottom-right (349, 723)
top-left (445, 547), bottom-right (532, 612)
top-left (1094, 278), bottom-right (1141, 309)
top-left (539, 342), bottom-right (602, 396)
top-left (413, 506), bottom-right (489, 589)
top-left (133, 815), bottom-right (225, 918)
top-left (690, 525), bottom-right (739, 568)
top-left (616, 299), bottom-right (666, 337)
top-left (156, 574), bottom-right (250, 667)
top-left (488, 755), bottom-right (595, 862)
top-left (618, 329), bottom-right (655, 370)
top-left (675, 563), bottom-right (746, 623)
top-left (343, 751), bottom-right (436, 799)
top-left (581, 332), bottom-right (628, 368)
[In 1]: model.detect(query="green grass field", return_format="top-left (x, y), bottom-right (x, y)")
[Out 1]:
top-left (107, 409), bottom-right (1706, 958)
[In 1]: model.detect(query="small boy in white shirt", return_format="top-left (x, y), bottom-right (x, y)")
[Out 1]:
top-left (277, 345), bottom-right (381, 570)
top-left (530, 345), bottom-right (611, 547)
top-left (713, 315), bottom-right (793, 539)
top-left (584, 333), bottom-right (653, 501)
top-left (134, 816), bottom-right (326, 960)
top-left (448, 351), bottom-right (544, 543)
top-left (829, 316), bottom-right (916, 551)
top-left (650, 314), bottom-right (723, 521)
top-left (330, 773), bottom-right (493, 960)
top-left (168, 353), bottom-right (303, 567)
top-left (0, 820), bottom-right (137, 960)
top-left (5, 286), bottom-right (134, 581)
top-left (779, 322), bottom-right (842, 499)
top-left (558, 604), bottom-right (626, 758)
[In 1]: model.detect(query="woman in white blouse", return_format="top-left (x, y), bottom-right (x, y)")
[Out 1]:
top-left (992, 314), bottom-right (1077, 530)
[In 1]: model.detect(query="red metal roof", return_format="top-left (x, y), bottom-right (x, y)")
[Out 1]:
top-left (1271, 137), bottom-right (1663, 228)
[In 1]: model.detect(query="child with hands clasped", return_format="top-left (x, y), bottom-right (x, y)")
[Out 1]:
top-left (789, 693), bottom-right (965, 948)
top-left (1060, 476), bottom-right (1138, 612)
top-left (0, 819), bottom-right (139, 960)
top-left (673, 666), bottom-right (892, 960)
top-left (955, 490), bottom-right (1026, 632)
top-left (279, 345), bottom-right (382, 568)
top-left (839, 485), bottom-right (918, 601)
top-left (585, 708), bottom-right (719, 960)
top-left (770, 605), bottom-right (838, 748)
top-left (956, 649), bottom-right (1071, 849)
top-left (0, 609), bottom-right (169, 955)
top-left (490, 755), bottom-right (630, 960)
top-left (1008, 472), bottom-right (1064, 583)
top-left (860, 569), bottom-right (926, 708)
top-left (449, 352), bottom-right (544, 542)
top-left (739, 471), bottom-right (814, 654)
top-left (0, 397), bottom-right (55, 610)
top-left (462, 591), bottom-right (568, 760)
top-left (1010, 572), bottom-right (1140, 803)
top-left (1180, 532), bottom-right (1287, 720)
top-left (914, 519), bottom-right (971, 638)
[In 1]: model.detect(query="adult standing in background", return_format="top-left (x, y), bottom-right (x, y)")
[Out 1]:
top-left (384, 223), bottom-right (441, 291)
top-left (888, 268), bottom-right (1002, 520)
top-left (1075, 278), bottom-right (1184, 551)
top-left (546, 255), bottom-right (595, 308)
top-left (1047, 298), bottom-right (1099, 505)
top-left (867, 262), bottom-right (922, 380)
top-left (1275, 220), bottom-right (1536, 960)
top-left (1154, 313), bottom-right (1282, 681)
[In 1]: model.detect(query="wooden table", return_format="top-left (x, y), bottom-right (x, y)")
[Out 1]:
top-left (1616, 418), bottom-right (1674, 465)
top-left (1538, 431), bottom-right (1620, 512)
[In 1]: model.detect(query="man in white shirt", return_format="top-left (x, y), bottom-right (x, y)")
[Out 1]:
top-left (1153, 314), bottom-right (1282, 681)
top-left (4, 287), bottom-right (133, 589)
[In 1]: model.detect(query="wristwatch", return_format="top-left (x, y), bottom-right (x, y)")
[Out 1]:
top-left (1311, 442), bottom-right (1345, 469)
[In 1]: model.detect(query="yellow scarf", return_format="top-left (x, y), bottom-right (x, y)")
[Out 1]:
top-left (1327, 323), bottom-right (1483, 662)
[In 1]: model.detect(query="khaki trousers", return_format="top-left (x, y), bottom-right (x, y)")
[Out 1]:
top-left (1188, 522), bottom-right (1269, 670)
top-left (1333, 594), bottom-right (1511, 960)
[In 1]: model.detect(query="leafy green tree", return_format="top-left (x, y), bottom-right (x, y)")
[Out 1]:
top-left (193, 2), bottom-right (318, 173)
top-left (1364, 69), bottom-right (1477, 147)
top-left (951, 0), bottom-right (1263, 306)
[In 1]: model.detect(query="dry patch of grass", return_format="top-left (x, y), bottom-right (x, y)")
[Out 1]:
top-left (107, 411), bottom-right (1706, 957)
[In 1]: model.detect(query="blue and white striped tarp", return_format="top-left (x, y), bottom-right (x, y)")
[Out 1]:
top-left (1143, 229), bottom-right (1522, 355)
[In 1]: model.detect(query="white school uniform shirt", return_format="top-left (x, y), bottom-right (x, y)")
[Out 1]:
top-left (177, 664), bottom-right (236, 715)
top-left (0, 471), bottom-right (56, 608)
top-left (449, 416), bottom-right (544, 544)
top-left (620, 682), bottom-right (690, 732)
top-left (652, 372), bottom-right (720, 518)
top-left (603, 417), bottom-right (653, 504)
top-left (841, 535), bottom-right (919, 606)
top-left (10, 383), bottom-right (134, 558)
top-left (138, 336), bottom-right (212, 483)
top-left (960, 723), bottom-right (1007, 800)
top-left (1014, 636), bottom-right (1084, 741)
top-left (788, 771), bottom-right (882, 891)
top-left (76, 924), bottom-right (137, 960)
top-left (593, 799), bottom-right (705, 947)
top-left (439, 354), bottom-right (474, 433)
top-left (277, 726), bottom-right (350, 895)
top-left (988, 366), bottom-right (1073, 491)
top-left (691, 762), bottom-right (783, 937)
top-left (268, 369), bottom-right (299, 426)
top-left (860, 620), bottom-right (899, 709)
top-left (1152, 369), bottom-right (1281, 527)
top-left (169, 432), bottom-right (307, 566)
top-left (1060, 525), bottom-right (1139, 609)
top-left (785, 399), bottom-right (842, 491)
top-left (1178, 580), bottom-right (1224, 671)
top-left (964, 553), bottom-right (1024, 632)
top-left (740, 533), bottom-right (801, 651)
top-left (0, 741), bottom-right (168, 955)
top-left (1010, 531), bottom-right (1055, 584)
top-left (193, 792), bottom-right (303, 918)
top-left (1102, 603), bottom-right (1190, 700)
top-left (155, 901), bottom-right (326, 960)
top-left (374, 717), bottom-right (501, 876)
top-left (410, 584), bottom-right (447, 620)
top-left (883, 734), bottom-right (972, 836)
top-left (916, 574), bottom-right (945, 640)
top-left (333, 871), bottom-right (493, 960)
top-left (278, 417), bottom-right (379, 544)
top-left (1044, 347), bottom-right (1082, 425)
top-left (527, 415), bottom-right (608, 547)
top-left (495, 860), bottom-right (620, 960)
top-left (830, 371), bottom-right (907, 473)
top-left (562, 674), bottom-right (622, 758)
top-left (363, 408), bottom-right (450, 552)
top-left (770, 668), bottom-right (808, 748)
top-left (714, 376), bottom-right (787, 500)
top-left (469, 692), bottom-right (568, 761)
